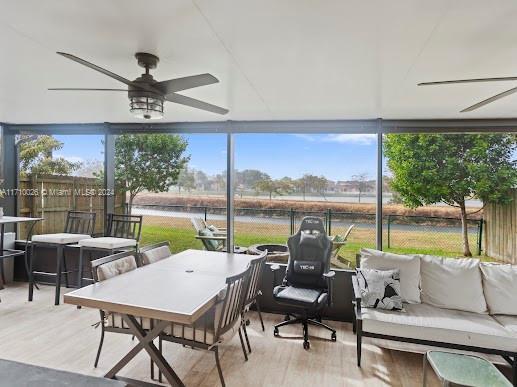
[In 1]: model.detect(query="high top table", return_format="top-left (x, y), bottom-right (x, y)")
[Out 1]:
top-left (64, 249), bottom-right (254, 387)
top-left (0, 216), bottom-right (43, 290)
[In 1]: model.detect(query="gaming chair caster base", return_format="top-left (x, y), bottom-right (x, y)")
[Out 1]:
top-left (273, 327), bottom-right (279, 337)
top-left (331, 332), bottom-right (337, 341)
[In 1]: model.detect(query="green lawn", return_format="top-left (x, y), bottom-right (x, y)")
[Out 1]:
top-left (140, 224), bottom-right (494, 269)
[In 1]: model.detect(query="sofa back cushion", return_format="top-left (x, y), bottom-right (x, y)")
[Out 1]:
top-left (360, 248), bottom-right (421, 304)
top-left (420, 255), bottom-right (487, 314)
top-left (480, 263), bottom-right (517, 315)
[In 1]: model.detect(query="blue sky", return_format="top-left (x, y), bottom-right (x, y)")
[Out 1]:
top-left (53, 133), bottom-right (379, 181)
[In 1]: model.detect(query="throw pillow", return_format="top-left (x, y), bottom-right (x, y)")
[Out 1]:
top-left (356, 268), bottom-right (403, 310)
top-left (360, 248), bottom-right (421, 304)
top-left (420, 255), bottom-right (487, 314)
top-left (480, 263), bottom-right (517, 315)
top-left (199, 228), bottom-right (220, 251)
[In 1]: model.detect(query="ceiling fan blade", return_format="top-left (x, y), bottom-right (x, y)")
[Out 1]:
top-left (461, 86), bottom-right (517, 112)
top-left (166, 93), bottom-right (228, 115)
top-left (156, 73), bottom-right (219, 94)
top-left (57, 52), bottom-right (137, 87)
top-left (419, 76), bottom-right (517, 86)
top-left (48, 88), bottom-right (128, 91)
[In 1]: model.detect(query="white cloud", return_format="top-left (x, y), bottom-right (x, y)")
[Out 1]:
top-left (292, 133), bottom-right (376, 145)
top-left (292, 134), bottom-right (317, 142)
top-left (323, 134), bottom-right (376, 145)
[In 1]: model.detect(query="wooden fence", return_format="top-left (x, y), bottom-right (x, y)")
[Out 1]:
top-left (485, 189), bottom-right (517, 263)
top-left (18, 175), bottom-right (125, 237)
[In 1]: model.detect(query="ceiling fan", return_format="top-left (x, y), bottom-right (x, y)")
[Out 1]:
top-left (418, 75), bottom-right (517, 112)
top-left (49, 52), bottom-right (229, 119)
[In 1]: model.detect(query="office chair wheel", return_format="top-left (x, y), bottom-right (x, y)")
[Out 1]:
top-left (303, 341), bottom-right (310, 350)
top-left (246, 319), bottom-right (250, 326)
top-left (284, 314), bottom-right (290, 321)
top-left (331, 332), bottom-right (337, 341)
top-left (274, 327), bottom-right (279, 337)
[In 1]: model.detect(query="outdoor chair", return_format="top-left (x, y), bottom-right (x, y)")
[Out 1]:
top-left (139, 241), bottom-right (172, 265)
top-left (158, 264), bottom-right (253, 386)
top-left (191, 217), bottom-right (226, 236)
top-left (91, 251), bottom-right (146, 368)
top-left (241, 251), bottom-right (268, 356)
top-left (272, 216), bottom-right (336, 350)
top-left (192, 219), bottom-right (247, 253)
top-left (243, 252), bottom-right (267, 332)
top-left (77, 213), bottom-right (142, 288)
top-left (29, 210), bottom-right (96, 305)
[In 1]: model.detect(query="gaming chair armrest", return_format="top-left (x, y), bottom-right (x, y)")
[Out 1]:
top-left (351, 274), bottom-right (362, 317)
top-left (323, 270), bottom-right (336, 306)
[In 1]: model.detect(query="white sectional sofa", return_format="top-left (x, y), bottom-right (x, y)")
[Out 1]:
top-left (352, 249), bottom-right (517, 385)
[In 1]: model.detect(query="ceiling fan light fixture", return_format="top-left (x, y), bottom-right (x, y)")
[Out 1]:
top-left (129, 96), bottom-right (164, 120)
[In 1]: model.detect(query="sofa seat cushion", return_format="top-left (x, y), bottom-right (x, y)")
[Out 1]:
top-left (493, 316), bottom-right (517, 335)
top-left (79, 237), bottom-right (137, 249)
top-left (273, 285), bottom-right (326, 308)
top-left (32, 233), bottom-right (91, 245)
top-left (361, 303), bottom-right (517, 352)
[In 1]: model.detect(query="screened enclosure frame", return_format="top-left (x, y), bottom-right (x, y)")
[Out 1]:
top-left (2, 118), bottom-right (516, 255)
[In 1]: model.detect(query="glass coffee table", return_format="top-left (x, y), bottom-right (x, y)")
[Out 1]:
top-left (423, 351), bottom-right (511, 386)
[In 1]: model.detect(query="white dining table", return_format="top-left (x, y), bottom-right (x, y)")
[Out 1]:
top-left (64, 249), bottom-right (254, 386)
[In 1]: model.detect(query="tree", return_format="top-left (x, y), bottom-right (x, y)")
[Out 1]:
top-left (177, 167), bottom-right (196, 193)
top-left (194, 170), bottom-right (209, 191)
top-left (18, 135), bottom-right (82, 176)
top-left (254, 177), bottom-right (293, 200)
top-left (76, 159), bottom-right (104, 178)
top-left (296, 174), bottom-right (329, 200)
top-left (236, 169), bottom-right (270, 189)
top-left (384, 133), bottom-right (517, 256)
top-left (351, 173), bottom-right (371, 203)
top-left (115, 134), bottom-right (189, 212)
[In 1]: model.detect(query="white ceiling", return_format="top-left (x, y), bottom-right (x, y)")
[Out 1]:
top-left (2, 0), bottom-right (517, 123)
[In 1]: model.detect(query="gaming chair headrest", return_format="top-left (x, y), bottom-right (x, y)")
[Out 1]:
top-left (298, 216), bottom-right (326, 234)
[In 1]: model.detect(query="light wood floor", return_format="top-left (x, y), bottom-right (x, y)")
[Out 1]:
top-left (0, 283), bottom-right (473, 386)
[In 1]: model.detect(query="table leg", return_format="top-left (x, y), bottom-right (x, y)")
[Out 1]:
top-left (77, 247), bottom-right (84, 288)
top-left (105, 315), bottom-right (185, 387)
top-left (54, 245), bottom-right (63, 305)
top-left (423, 352), bottom-right (427, 387)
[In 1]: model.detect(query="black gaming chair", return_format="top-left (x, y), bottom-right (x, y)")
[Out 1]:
top-left (272, 216), bottom-right (336, 349)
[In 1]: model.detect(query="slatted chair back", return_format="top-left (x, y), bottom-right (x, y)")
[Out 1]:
top-left (215, 265), bottom-right (252, 338)
top-left (191, 218), bottom-right (206, 234)
top-left (91, 251), bottom-right (139, 282)
top-left (243, 251), bottom-right (267, 309)
top-left (64, 211), bottom-right (96, 235)
top-left (106, 213), bottom-right (143, 241)
top-left (343, 224), bottom-right (355, 240)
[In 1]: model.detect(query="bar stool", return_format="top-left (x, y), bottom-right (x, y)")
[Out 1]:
top-left (29, 211), bottom-right (96, 305)
top-left (77, 213), bottom-right (142, 288)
